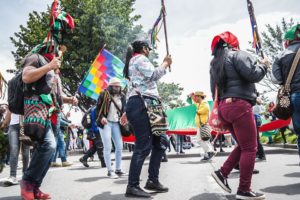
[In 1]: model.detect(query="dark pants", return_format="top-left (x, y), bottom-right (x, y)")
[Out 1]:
top-left (82, 132), bottom-right (104, 161)
top-left (291, 92), bottom-right (300, 157)
top-left (23, 126), bottom-right (56, 187)
top-left (279, 126), bottom-right (288, 144)
top-left (126, 96), bottom-right (164, 187)
top-left (219, 99), bottom-right (257, 192)
top-left (256, 127), bottom-right (265, 158)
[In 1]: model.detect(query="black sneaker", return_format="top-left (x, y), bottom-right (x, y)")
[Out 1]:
top-left (236, 190), bottom-right (265, 200)
top-left (211, 170), bottom-right (232, 193)
top-left (201, 157), bottom-right (210, 162)
top-left (125, 185), bottom-right (151, 198)
top-left (115, 169), bottom-right (128, 176)
top-left (144, 179), bottom-right (169, 193)
top-left (79, 158), bottom-right (89, 168)
top-left (208, 151), bottom-right (217, 159)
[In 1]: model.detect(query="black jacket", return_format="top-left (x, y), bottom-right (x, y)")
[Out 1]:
top-left (210, 50), bottom-right (268, 105)
top-left (271, 42), bottom-right (300, 93)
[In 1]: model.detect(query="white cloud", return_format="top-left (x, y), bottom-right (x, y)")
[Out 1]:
top-left (155, 12), bottom-right (300, 101)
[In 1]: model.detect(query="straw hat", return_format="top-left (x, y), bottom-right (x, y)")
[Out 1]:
top-left (108, 78), bottom-right (121, 86)
top-left (194, 91), bottom-right (206, 98)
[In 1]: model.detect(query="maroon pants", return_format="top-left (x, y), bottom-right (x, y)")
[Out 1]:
top-left (219, 98), bottom-right (257, 192)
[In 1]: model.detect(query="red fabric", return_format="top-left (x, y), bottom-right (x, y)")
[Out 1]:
top-left (211, 31), bottom-right (240, 53)
top-left (122, 128), bottom-right (231, 142)
top-left (208, 88), bottom-right (230, 133)
top-left (133, 53), bottom-right (141, 57)
top-left (122, 134), bottom-right (136, 143)
top-left (50, 112), bottom-right (58, 126)
top-left (65, 14), bottom-right (75, 29)
top-left (259, 118), bottom-right (291, 132)
top-left (166, 129), bottom-right (197, 135)
top-left (43, 53), bottom-right (55, 61)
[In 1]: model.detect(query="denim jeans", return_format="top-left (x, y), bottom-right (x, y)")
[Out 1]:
top-left (291, 92), bottom-right (300, 157)
top-left (219, 99), bottom-right (257, 192)
top-left (176, 135), bottom-right (184, 152)
top-left (8, 124), bottom-right (30, 177)
top-left (52, 128), bottom-right (67, 163)
top-left (99, 121), bottom-right (123, 171)
top-left (23, 125), bottom-right (56, 187)
top-left (126, 96), bottom-right (164, 187)
top-left (52, 114), bottom-right (67, 163)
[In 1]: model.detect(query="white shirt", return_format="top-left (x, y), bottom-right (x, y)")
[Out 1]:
top-left (253, 105), bottom-right (264, 115)
top-left (10, 113), bottom-right (20, 125)
top-left (107, 96), bottom-right (122, 122)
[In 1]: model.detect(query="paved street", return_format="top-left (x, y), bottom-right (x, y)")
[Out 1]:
top-left (0, 146), bottom-right (299, 200)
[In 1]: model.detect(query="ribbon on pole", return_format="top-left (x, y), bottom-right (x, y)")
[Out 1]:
top-left (161, 0), bottom-right (171, 72)
top-left (247, 0), bottom-right (264, 58)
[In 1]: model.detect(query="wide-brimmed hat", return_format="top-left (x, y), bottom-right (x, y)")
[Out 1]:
top-left (108, 78), bottom-right (121, 86)
top-left (194, 91), bottom-right (206, 98)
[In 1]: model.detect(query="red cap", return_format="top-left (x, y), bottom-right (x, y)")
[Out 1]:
top-left (211, 31), bottom-right (240, 54)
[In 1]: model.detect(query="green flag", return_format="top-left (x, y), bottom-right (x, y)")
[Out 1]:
top-left (166, 105), bottom-right (197, 130)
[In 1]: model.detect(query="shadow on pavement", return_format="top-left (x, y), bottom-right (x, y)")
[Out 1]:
top-left (0, 196), bottom-right (21, 200)
top-left (90, 191), bottom-right (157, 200)
top-left (284, 172), bottom-right (300, 178)
top-left (68, 166), bottom-right (101, 171)
top-left (75, 176), bottom-right (107, 182)
top-left (114, 179), bottom-right (127, 185)
top-left (286, 163), bottom-right (300, 167)
top-left (179, 161), bottom-right (201, 165)
top-left (261, 183), bottom-right (300, 195)
top-left (228, 171), bottom-right (240, 179)
top-left (189, 193), bottom-right (236, 200)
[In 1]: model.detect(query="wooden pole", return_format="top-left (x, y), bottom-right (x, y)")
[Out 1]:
top-left (161, 0), bottom-right (171, 72)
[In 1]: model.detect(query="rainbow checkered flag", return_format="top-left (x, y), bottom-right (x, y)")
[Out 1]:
top-left (78, 49), bottom-right (125, 100)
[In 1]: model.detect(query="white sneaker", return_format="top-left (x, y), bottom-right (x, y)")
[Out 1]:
top-left (4, 176), bottom-right (19, 186)
top-left (107, 170), bottom-right (119, 179)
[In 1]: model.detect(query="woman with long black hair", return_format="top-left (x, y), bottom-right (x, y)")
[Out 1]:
top-left (209, 31), bottom-right (269, 200)
top-left (121, 40), bottom-right (172, 198)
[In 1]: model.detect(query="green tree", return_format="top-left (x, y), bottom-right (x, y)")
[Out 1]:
top-left (10, 0), bottom-right (142, 111)
top-left (249, 18), bottom-right (297, 93)
top-left (158, 82), bottom-right (185, 109)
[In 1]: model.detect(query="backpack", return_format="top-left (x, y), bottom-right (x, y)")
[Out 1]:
top-left (81, 108), bottom-right (92, 129)
top-left (8, 71), bottom-right (25, 115)
top-left (7, 54), bottom-right (43, 115)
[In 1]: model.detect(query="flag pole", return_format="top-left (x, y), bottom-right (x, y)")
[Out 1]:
top-left (161, 0), bottom-right (171, 72)
top-left (246, 0), bottom-right (264, 58)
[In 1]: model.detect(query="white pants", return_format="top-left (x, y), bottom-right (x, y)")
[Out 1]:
top-left (197, 128), bottom-right (214, 156)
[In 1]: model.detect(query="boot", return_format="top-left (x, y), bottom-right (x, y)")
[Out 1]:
top-left (100, 158), bottom-right (106, 168)
top-left (34, 187), bottom-right (51, 199)
top-left (20, 180), bottom-right (34, 200)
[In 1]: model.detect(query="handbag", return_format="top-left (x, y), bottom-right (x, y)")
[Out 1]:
top-left (142, 96), bottom-right (169, 136)
top-left (208, 87), bottom-right (229, 133)
top-left (199, 124), bottom-right (212, 141)
top-left (273, 48), bottom-right (300, 120)
top-left (109, 93), bottom-right (134, 137)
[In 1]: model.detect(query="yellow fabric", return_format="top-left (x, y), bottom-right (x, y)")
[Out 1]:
top-left (195, 101), bottom-right (209, 127)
